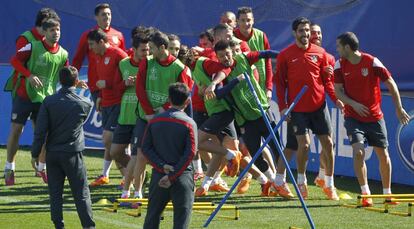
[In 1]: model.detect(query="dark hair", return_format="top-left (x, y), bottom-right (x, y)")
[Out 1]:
top-left (214, 40), bottom-right (231, 53)
top-left (149, 31), bottom-right (169, 48)
top-left (177, 45), bottom-right (192, 67)
top-left (94, 3), bottom-right (110, 16)
top-left (131, 26), bottom-right (147, 39)
top-left (41, 18), bottom-right (60, 31)
top-left (292, 17), bottom-right (311, 31)
top-left (169, 82), bottom-right (190, 106)
top-left (59, 66), bottom-right (78, 87)
top-left (132, 35), bottom-right (149, 48)
top-left (237, 6), bottom-right (253, 19)
top-left (168, 34), bottom-right (180, 42)
top-left (310, 22), bottom-right (320, 28)
top-left (87, 29), bottom-right (108, 43)
top-left (213, 24), bottom-right (229, 37)
top-left (35, 8), bottom-right (60, 27)
top-left (337, 32), bottom-right (359, 51)
top-left (199, 29), bottom-right (214, 43)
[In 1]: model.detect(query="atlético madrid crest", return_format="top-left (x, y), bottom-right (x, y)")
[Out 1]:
top-left (104, 57), bottom-right (110, 65)
top-left (112, 36), bottom-right (119, 45)
top-left (361, 68), bottom-right (369, 77)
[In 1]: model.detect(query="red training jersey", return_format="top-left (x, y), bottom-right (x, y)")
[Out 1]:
top-left (95, 46), bottom-right (128, 107)
top-left (334, 52), bottom-right (391, 122)
top-left (275, 43), bottom-right (331, 112)
top-left (72, 26), bottom-right (126, 93)
top-left (323, 52), bottom-right (338, 103)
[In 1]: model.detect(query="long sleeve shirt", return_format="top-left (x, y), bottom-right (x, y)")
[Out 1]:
top-left (142, 108), bottom-right (197, 182)
top-left (72, 26), bottom-right (126, 92)
top-left (32, 87), bottom-right (92, 158)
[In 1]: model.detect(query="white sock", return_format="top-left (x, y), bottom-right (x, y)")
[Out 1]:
top-left (383, 188), bottom-right (392, 194)
top-left (225, 150), bottom-right (236, 160)
top-left (201, 176), bottom-right (214, 189)
top-left (275, 173), bottom-right (285, 186)
top-left (318, 168), bottom-right (325, 179)
top-left (243, 172), bottom-right (253, 179)
top-left (360, 184), bottom-right (371, 194)
top-left (212, 171), bottom-right (222, 184)
top-left (37, 162), bottom-right (46, 171)
top-left (125, 147), bottom-right (131, 156)
top-left (102, 160), bottom-right (112, 178)
top-left (5, 161), bottom-right (15, 171)
top-left (297, 173), bottom-right (307, 185)
top-left (134, 191), bottom-right (143, 198)
top-left (121, 190), bottom-right (130, 198)
top-left (264, 169), bottom-right (276, 181)
top-left (256, 174), bottom-right (268, 185)
top-left (325, 175), bottom-right (334, 188)
top-left (193, 158), bottom-right (203, 173)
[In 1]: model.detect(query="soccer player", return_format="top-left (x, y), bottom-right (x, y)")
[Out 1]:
top-left (275, 17), bottom-right (339, 200)
top-left (213, 40), bottom-right (281, 195)
top-left (334, 32), bottom-right (410, 206)
top-left (167, 34), bottom-right (181, 58)
top-left (6, 18), bottom-right (70, 185)
top-left (32, 66), bottom-right (95, 229)
top-left (220, 11), bottom-right (237, 29)
top-left (198, 30), bottom-right (214, 49)
top-left (72, 3), bottom-right (125, 104)
top-left (87, 29), bottom-right (128, 186)
top-left (116, 35), bottom-right (150, 199)
top-left (234, 7), bottom-right (273, 100)
top-left (4, 8), bottom-right (60, 185)
top-left (274, 23), bottom-right (345, 198)
top-left (133, 30), bottom-right (193, 201)
top-left (142, 83), bottom-right (197, 229)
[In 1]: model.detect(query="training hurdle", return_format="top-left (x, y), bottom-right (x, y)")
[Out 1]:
top-left (103, 198), bottom-right (240, 220)
top-left (343, 194), bottom-right (414, 217)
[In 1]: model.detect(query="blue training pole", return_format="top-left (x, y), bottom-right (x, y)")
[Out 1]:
top-left (204, 73), bottom-right (314, 228)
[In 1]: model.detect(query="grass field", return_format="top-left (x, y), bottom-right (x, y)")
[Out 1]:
top-left (0, 147), bottom-right (413, 229)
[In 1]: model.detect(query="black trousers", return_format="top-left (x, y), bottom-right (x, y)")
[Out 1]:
top-left (243, 117), bottom-right (281, 172)
top-left (46, 151), bottom-right (95, 229)
top-left (144, 170), bottom-right (194, 229)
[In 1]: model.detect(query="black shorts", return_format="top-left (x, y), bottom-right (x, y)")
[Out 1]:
top-left (290, 102), bottom-right (332, 135)
top-left (344, 117), bottom-right (388, 148)
top-left (90, 91), bottom-right (100, 105)
top-left (132, 118), bottom-right (148, 154)
top-left (11, 95), bottom-right (41, 125)
top-left (200, 110), bottom-right (237, 139)
top-left (193, 111), bottom-right (208, 127)
top-left (112, 124), bottom-right (135, 145)
top-left (101, 104), bottom-right (120, 131)
top-left (285, 121), bottom-right (298, 150)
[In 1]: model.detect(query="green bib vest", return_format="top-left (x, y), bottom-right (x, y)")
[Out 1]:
top-left (118, 57), bottom-right (139, 125)
top-left (137, 56), bottom-right (188, 120)
top-left (228, 54), bottom-right (269, 126)
top-left (193, 57), bottom-right (230, 116)
top-left (246, 29), bottom-right (267, 90)
top-left (25, 41), bottom-right (68, 102)
top-left (4, 31), bottom-right (38, 96)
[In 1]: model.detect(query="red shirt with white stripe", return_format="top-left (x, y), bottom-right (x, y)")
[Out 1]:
top-left (275, 43), bottom-right (331, 112)
top-left (334, 52), bottom-right (391, 122)
top-left (72, 26), bottom-right (126, 93)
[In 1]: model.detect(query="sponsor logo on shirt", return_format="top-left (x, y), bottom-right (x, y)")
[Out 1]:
top-left (396, 111), bottom-right (414, 172)
top-left (112, 36), bottom-right (119, 45)
top-left (361, 68), bottom-right (369, 77)
top-left (104, 57), bottom-right (110, 65)
top-left (149, 67), bottom-right (157, 80)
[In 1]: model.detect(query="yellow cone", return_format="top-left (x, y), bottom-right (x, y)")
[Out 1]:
top-left (95, 198), bottom-right (112, 205)
top-left (339, 193), bottom-right (353, 200)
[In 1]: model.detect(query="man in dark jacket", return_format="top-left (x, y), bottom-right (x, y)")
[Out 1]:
top-left (31, 66), bottom-right (95, 229)
top-left (142, 82), bottom-right (197, 229)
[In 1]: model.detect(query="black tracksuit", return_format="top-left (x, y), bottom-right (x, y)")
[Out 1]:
top-left (141, 108), bottom-right (197, 229)
top-left (32, 86), bottom-right (95, 229)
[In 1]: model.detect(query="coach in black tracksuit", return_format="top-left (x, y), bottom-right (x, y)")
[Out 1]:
top-left (142, 83), bottom-right (197, 229)
top-left (31, 66), bottom-right (95, 229)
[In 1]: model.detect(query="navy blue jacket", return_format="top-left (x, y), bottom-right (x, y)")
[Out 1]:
top-left (32, 87), bottom-right (92, 158)
top-left (142, 108), bottom-right (197, 182)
